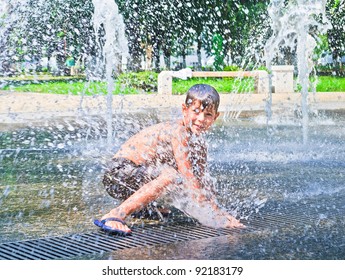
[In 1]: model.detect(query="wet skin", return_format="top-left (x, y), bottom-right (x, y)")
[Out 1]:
top-left (100, 100), bottom-right (245, 233)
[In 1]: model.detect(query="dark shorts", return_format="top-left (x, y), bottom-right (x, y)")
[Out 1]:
top-left (102, 157), bottom-right (155, 200)
top-left (102, 157), bottom-right (170, 219)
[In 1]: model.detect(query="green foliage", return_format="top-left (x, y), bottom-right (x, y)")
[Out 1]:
top-left (117, 71), bottom-right (158, 92)
top-left (223, 65), bottom-right (241, 71)
top-left (3, 80), bottom-right (140, 95)
top-left (211, 34), bottom-right (225, 71)
top-left (2, 71), bottom-right (159, 94)
top-left (314, 34), bottom-right (329, 58)
top-left (172, 77), bottom-right (255, 94)
top-left (315, 76), bottom-right (345, 92)
top-left (201, 66), bottom-right (214, 71)
top-left (2, 0), bottom-right (95, 74)
top-left (326, 0), bottom-right (345, 65)
top-left (3, 72), bottom-right (345, 96)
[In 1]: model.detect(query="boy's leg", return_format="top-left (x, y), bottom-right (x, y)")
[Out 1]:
top-left (101, 167), bottom-right (179, 232)
top-left (103, 158), bottom-right (163, 219)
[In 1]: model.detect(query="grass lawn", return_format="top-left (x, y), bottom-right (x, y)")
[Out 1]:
top-left (1, 76), bottom-right (257, 95)
top-left (2, 80), bottom-right (140, 95)
top-left (172, 77), bottom-right (255, 94)
top-left (1, 73), bottom-right (345, 95)
top-left (315, 76), bottom-right (345, 92)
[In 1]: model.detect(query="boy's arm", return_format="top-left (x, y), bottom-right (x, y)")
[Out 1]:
top-left (191, 187), bottom-right (245, 229)
top-left (199, 193), bottom-right (245, 228)
top-left (171, 126), bottom-right (201, 189)
top-left (171, 124), bottom-right (245, 229)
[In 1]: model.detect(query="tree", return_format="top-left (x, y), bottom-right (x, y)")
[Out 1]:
top-left (2, 0), bottom-right (95, 75)
top-left (116, 0), bottom-right (144, 71)
top-left (171, 0), bottom-right (195, 69)
top-left (326, 0), bottom-right (345, 70)
top-left (189, 0), bottom-right (210, 70)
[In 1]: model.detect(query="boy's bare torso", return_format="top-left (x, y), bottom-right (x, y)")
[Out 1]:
top-left (114, 120), bottom-right (207, 178)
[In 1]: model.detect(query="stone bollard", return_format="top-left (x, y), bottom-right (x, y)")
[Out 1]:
top-left (271, 65), bottom-right (294, 93)
top-left (158, 71), bottom-right (173, 95)
top-left (158, 68), bottom-right (192, 94)
top-left (255, 70), bottom-right (270, 95)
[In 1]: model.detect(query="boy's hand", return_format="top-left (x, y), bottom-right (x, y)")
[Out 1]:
top-left (224, 215), bottom-right (246, 229)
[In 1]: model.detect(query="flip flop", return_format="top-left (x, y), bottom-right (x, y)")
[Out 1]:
top-left (94, 217), bottom-right (132, 236)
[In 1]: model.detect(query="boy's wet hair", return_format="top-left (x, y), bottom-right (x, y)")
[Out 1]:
top-left (185, 84), bottom-right (220, 112)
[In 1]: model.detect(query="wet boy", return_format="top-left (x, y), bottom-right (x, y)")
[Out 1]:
top-left (94, 84), bottom-right (245, 235)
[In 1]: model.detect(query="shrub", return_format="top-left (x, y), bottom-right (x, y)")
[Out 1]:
top-left (118, 71), bottom-right (158, 92)
top-left (223, 65), bottom-right (241, 71)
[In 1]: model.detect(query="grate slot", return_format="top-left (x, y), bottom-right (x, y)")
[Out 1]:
top-left (0, 250), bottom-right (18, 260)
top-left (0, 223), bottom-right (244, 260)
top-left (181, 225), bottom-right (221, 236)
top-left (147, 229), bottom-right (186, 243)
top-left (137, 230), bottom-right (182, 243)
top-left (185, 222), bottom-right (252, 235)
top-left (38, 237), bottom-right (94, 256)
top-left (135, 227), bottom-right (188, 243)
top-left (30, 238), bottom-right (83, 258)
top-left (109, 232), bottom-right (162, 247)
top-left (55, 236), bottom-right (102, 255)
top-left (124, 234), bottom-right (166, 246)
top-left (0, 244), bottom-right (36, 260)
top-left (80, 233), bottom-right (136, 250)
top-left (134, 228), bottom-right (186, 244)
top-left (26, 240), bottom-right (77, 259)
top-left (125, 234), bottom-right (163, 247)
top-left (192, 225), bottom-right (237, 236)
top-left (252, 214), bottom-right (300, 228)
top-left (163, 225), bottom-right (211, 240)
top-left (172, 225), bottom-right (221, 238)
top-left (20, 240), bottom-right (75, 259)
top-left (82, 233), bottom-right (134, 251)
top-left (95, 233), bottom-right (143, 250)
top-left (0, 250), bottom-right (28, 260)
top-left (4, 242), bottom-right (55, 260)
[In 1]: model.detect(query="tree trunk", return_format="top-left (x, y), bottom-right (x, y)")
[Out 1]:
top-left (145, 44), bottom-right (153, 70)
top-left (181, 47), bottom-right (187, 69)
top-left (127, 38), bottom-right (142, 71)
top-left (127, 25), bottom-right (142, 71)
top-left (197, 37), bottom-right (202, 70)
top-left (164, 55), bottom-right (171, 70)
top-left (153, 44), bottom-right (160, 72)
top-left (182, 55), bottom-right (187, 69)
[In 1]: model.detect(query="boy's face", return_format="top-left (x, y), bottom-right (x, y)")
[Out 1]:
top-left (182, 100), bottom-right (220, 135)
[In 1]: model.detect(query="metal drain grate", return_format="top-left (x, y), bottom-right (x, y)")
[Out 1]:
top-left (0, 224), bottom-right (242, 260)
top-left (3, 198), bottom-right (342, 260)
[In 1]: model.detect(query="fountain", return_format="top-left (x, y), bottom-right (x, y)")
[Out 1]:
top-left (0, 0), bottom-right (345, 261)
top-left (264, 0), bottom-right (331, 144)
top-left (91, 0), bottom-right (128, 148)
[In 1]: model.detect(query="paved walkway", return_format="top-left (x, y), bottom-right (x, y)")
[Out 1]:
top-left (1, 90), bottom-right (344, 124)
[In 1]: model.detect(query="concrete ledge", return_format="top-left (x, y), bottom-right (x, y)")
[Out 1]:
top-left (158, 69), bottom-right (269, 95)
top-left (1, 91), bottom-right (344, 124)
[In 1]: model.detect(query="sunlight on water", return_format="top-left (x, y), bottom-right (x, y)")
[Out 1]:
top-left (1, 0), bottom-right (345, 260)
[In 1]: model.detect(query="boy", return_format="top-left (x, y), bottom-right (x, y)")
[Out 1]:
top-left (94, 84), bottom-right (245, 235)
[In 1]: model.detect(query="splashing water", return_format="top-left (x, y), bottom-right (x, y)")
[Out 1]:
top-left (92, 0), bottom-right (128, 148)
top-left (264, 0), bottom-right (331, 144)
top-left (1, 0), bottom-right (345, 260)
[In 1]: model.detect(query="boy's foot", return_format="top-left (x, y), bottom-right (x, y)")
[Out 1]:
top-left (94, 217), bottom-right (132, 235)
